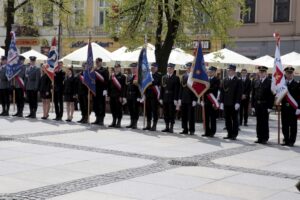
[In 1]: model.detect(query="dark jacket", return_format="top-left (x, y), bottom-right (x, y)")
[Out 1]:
top-left (145, 72), bottom-right (162, 99)
top-left (75, 72), bottom-right (88, 96)
top-left (160, 73), bottom-right (180, 103)
top-left (25, 65), bottom-right (40, 91)
top-left (14, 65), bottom-right (26, 89)
top-left (54, 69), bottom-right (65, 93)
top-left (64, 75), bottom-right (75, 96)
top-left (108, 72), bottom-right (126, 98)
top-left (220, 76), bottom-right (242, 106)
top-left (95, 66), bottom-right (109, 95)
top-left (281, 79), bottom-right (300, 109)
top-left (204, 76), bottom-right (220, 105)
top-left (241, 77), bottom-right (252, 99)
top-left (251, 77), bottom-right (274, 109)
top-left (179, 73), bottom-right (197, 104)
top-left (39, 74), bottom-right (52, 94)
top-left (125, 74), bottom-right (141, 100)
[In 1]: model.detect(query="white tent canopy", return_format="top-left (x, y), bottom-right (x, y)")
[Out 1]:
top-left (281, 52), bottom-right (300, 66)
top-left (61, 42), bottom-right (113, 64)
top-left (204, 48), bottom-right (254, 69)
top-left (21, 49), bottom-right (48, 61)
top-left (169, 48), bottom-right (194, 65)
top-left (111, 46), bottom-right (128, 59)
top-left (0, 47), bottom-right (5, 57)
top-left (252, 55), bottom-right (274, 69)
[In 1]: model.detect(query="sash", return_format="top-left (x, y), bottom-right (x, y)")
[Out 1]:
top-left (207, 93), bottom-right (219, 109)
top-left (151, 85), bottom-right (160, 100)
top-left (95, 71), bottom-right (105, 83)
top-left (112, 73), bottom-right (122, 91)
top-left (15, 75), bottom-right (26, 96)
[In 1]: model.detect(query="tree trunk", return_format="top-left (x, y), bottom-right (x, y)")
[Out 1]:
top-left (5, 0), bottom-right (15, 56)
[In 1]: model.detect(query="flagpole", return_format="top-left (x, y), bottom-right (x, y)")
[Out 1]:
top-left (88, 90), bottom-right (91, 124)
top-left (143, 34), bottom-right (147, 129)
top-left (201, 96), bottom-right (206, 131)
top-left (277, 105), bottom-right (280, 144)
top-left (13, 79), bottom-right (16, 112)
top-left (51, 80), bottom-right (54, 113)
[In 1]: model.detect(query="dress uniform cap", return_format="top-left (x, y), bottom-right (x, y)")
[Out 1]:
top-left (284, 66), bottom-right (295, 73)
top-left (29, 56), bottom-right (36, 61)
top-left (258, 66), bottom-right (268, 71)
top-left (19, 55), bottom-right (25, 61)
top-left (1, 55), bottom-right (7, 60)
top-left (151, 63), bottom-right (158, 68)
top-left (129, 63), bottom-right (137, 68)
top-left (227, 64), bottom-right (236, 71)
top-left (185, 62), bottom-right (192, 68)
top-left (168, 63), bottom-right (175, 68)
top-left (208, 66), bottom-right (217, 71)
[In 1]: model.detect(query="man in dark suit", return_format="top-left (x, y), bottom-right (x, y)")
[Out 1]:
top-left (76, 63), bottom-right (89, 124)
top-left (281, 67), bottom-right (300, 147)
top-left (160, 63), bottom-right (180, 133)
top-left (143, 63), bottom-right (161, 131)
top-left (92, 58), bottom-right (109, 126)
top-left (178, 62), bottom-right (197, 135)
top-left (251, 66), bottom-right (274, 144)
top-left (53, 61), bottom-right (65, 121)
top-left (12, 55), bottom-right (26, 117)
top-left (239, 69), bottom-right (251, 126)
top-left (125, 63), bottom-right (141, 129)
top-left (25, 56), bottom-right (41, 118)
top-left (0, 56), bottom-right (10, 116)
top-left (202, 66), bottom-right (220, 137)
top-left (220, 64), bottom-right (242, 140)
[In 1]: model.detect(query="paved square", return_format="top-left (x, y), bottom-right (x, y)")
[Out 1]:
top-left (0, 106), bottom-right (299, 200)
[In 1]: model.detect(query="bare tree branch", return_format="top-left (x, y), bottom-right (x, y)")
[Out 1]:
top-left (14, 0), bottom-right (30, 11)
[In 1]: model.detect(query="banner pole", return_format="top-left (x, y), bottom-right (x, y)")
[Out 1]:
top-left (277, 105), bottom-right (281, 144)
top-left (201, 96), bottom-right (206, 132)
top-left (143, 97), bottom-right (146, 129)
top-left (13, 79), bottom-right (16, 112)
top-left (88, 90), bottom-right (90, 124)
top-left (51, 80), bottom-right (54, 113)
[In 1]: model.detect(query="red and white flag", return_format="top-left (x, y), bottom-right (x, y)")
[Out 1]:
top-left (271, 33), bottom-right (288, 105)
top-left (43, 37), bottom-right (58, 81)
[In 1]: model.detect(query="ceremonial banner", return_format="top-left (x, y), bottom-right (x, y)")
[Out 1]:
top-left (44, 37), bottom-right (58, 80)
top-left (137, 47), bottom-right (153, 94)
top-left (83, 41), bottom-right (96, 95)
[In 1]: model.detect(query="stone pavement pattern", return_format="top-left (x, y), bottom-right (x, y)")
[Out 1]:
top-left (0, 105), bottom-right (299, 200)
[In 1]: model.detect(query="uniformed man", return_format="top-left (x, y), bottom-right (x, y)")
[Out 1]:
top-left (143, 63), bottom-right (161, 131)
top-left (53, 61), bottom-right (65, 121)
top-left (76, 63), bottom-right (89, 124)
top-left (202, 66), bottom-right (220, 137)
top-left (0, 56), bottom-right (10, 116)
top-left (178, 62), bottom-right (197, 135)
top-left (220, 64), bottom-right (242, 140)
top-left (108, 63), bottom-right (126, 128)
top-left (251, 66), bottom-right (274, 144)
top-left (25, 56), bottom-right (41, 118)
top-left (160, 63), bottom-right (180, 133)
top-left (92, 57), bottom-right (109, 126)
top-left (239, 69), bottom-right (252, 126)
top-left (281, 67), bottom-right (300, 147)
top-left (125, 63), bottom-right (141, 129)
top-left (12, 55), bottom-right (26, 117)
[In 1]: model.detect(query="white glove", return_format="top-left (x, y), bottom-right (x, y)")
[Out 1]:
top-left (139, 96), bottom-right (145, 103)
top-left (200, 101), bottom-right (204, 106)
top-left (192, 101), bottom-right (197, 107)
top-left (295, 109), bottom-right (300, 115)
top-left (252, 108), bottom-right (255, 112)
top-left (220, 103), bottom-right (224, 110)
top-left (235, 103), bottom-right (240, 111)
top-left (174, 100), bottom-right (178, 106)
top-left (159, 99), bottom-right (163, 105)
top-left (137, 98), bottom-right (141, 102)
top-left (178, 100), bottom-right (182, 106)
top-left (103, 90), bottom-right (107, 96)
top-left (122, 98), bottom-right (127, 105)
top-left (267, 109), bottom-right (272, 113)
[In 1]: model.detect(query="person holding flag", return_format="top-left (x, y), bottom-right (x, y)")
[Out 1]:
top-left (178, 62), bottom-right (197, 135)
top-left (219, 64), bottom-right (242, 140)
top-left (160, 63), bottom-right (180, 133)
top-left (125, 62), bottom-right (141, 129)
top-left (143, 63), bottom-right (162, 131)
top-left (251, 66), bottom-right (274, 144)
top-left (53, 61), bottom-right (65, 121)
top-left (0, 56), bottom-right (10, 116)
top-left (280, 67), bottom-right (300, 147)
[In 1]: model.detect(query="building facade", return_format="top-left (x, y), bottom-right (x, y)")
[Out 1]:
top-left (229, 0), bottom-right (300, 59)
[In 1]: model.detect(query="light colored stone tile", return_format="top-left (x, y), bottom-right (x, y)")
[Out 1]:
top-left (213, 157), bottom-right (272, 169)
top-left (263, 191), bottom-right (300, 200)
top-left (0, 161), bottom-right (42, 175)
top-left (0, 176), bottom-right (47, 193)
top-left (0, 149), bottom-right (36, 161)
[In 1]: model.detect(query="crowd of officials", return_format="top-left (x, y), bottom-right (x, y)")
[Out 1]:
top-left (0, 55), bottom-right (299, 147)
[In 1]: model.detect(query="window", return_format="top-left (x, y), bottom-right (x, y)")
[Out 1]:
top-left (98, 0), bottom-right (107, 27)
top-left (274, 0), bottom-right (290, 22)
top-left (242, 0), bottom-right (256, 23)
top-left (23, 4), bottom-right (34, 25)
top-left (74, 0), bottom-right (84, 26)
top-left (43, 6), bottom-right (53, 26)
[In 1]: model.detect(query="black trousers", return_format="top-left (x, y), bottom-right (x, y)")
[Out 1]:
top-left (15, 88), bottom-right (24, 113)
top-left (181, 103), bottom-right (195, 132)
top-left (78, 95), bottom-right (88, 119)
top-left (224, 105), bottom-right (239, 138)
top-left (27, 90), bottom-right (38, 113)
top-left (0, 89), bottom-right (10, 113)
top-left (163, 102), bottom-right (175, 124)
top-left (93, 93), bottom-right (106, 120)
top-left (110, 97), bottom-right (122, 120)
top-left (54, 91), bottom-right (64, 118)
top-left (205, 104), bottom-right (217, 136)
top-left (281, 106), bottom-right (297, 145)
top-left (240, 98), bottom-right (249, 124)
top-left (255, 103), bottom-right (269, 142)
top-left (146, 97), bottom-right (159, 122)
top-left (127, 99), bottom-right (139, 121)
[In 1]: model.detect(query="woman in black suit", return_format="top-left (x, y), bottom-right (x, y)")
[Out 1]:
top-left (39, 69), bottom-right (52, 119)
top-left (64, 67), bottom-right (75, 122)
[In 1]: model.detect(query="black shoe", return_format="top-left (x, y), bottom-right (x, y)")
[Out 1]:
top-left (189, 132), bottom-right (195, 135)
top-left (41, 116), bottom-right (47, 120)
top-left (0, 112), bottom-right (4, 116)
top-left (223, 136), bottom-right (231, 139)
top-left (202, 134), bottom-right (210, 137)
top-left (230, 137), bottom-right (237, 140)
top-left (2, 112), bottom-right (9, 116)
top-left (77, 118), bottom-right (83, 123)
top-left (115, 119), bottom-right (121, 128)
top-left (98, 121), bottom-right (104, 126)
top-left (53, 117), bottom-right (59, 121)
top-left (92, 119), bottom-right (99, 125)
top-left (143, 126), bottom-right (151, 130)
top-left (180, 130), bottom-right (188, 134)
top-left (66, 119), bottom-right (71, 122)
top-left (17, 113), bottom-right (23, 117)
top-left (161, 128), bottom-right (169, 132)
top-left (150, 122), bottom-right (157, 131)
top-left (12, 112), bottom-right (19, 117)
top-left (109, 123), bottom-right (116, 127)
top-left (25, 113), bottom-right (32, 118)
top-left (131, 121), bottom-right (137, 129)
top-left (244, 123), bottom-right (248, 126)
top-left (223, 127), bottom-right (227, 130)
top-left (254, 140), bottom-right (261, 143)
top-left (126, 124), bottom-right (133, 128)
top-left (169, 124), bottom-right (174, 133)
top-left (288, 143), bottom-right (294, 147)
top-left (281, 142), bottom-right (289, 146)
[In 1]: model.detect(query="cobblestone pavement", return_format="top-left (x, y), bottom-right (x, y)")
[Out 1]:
top-left (0, 110), bottom-right (299, 200)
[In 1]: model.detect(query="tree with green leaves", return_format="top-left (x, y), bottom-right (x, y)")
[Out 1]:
top-left (106, 0), bottom-right (246, 73)
top-left (3, 0), bottom-right (81, 56)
